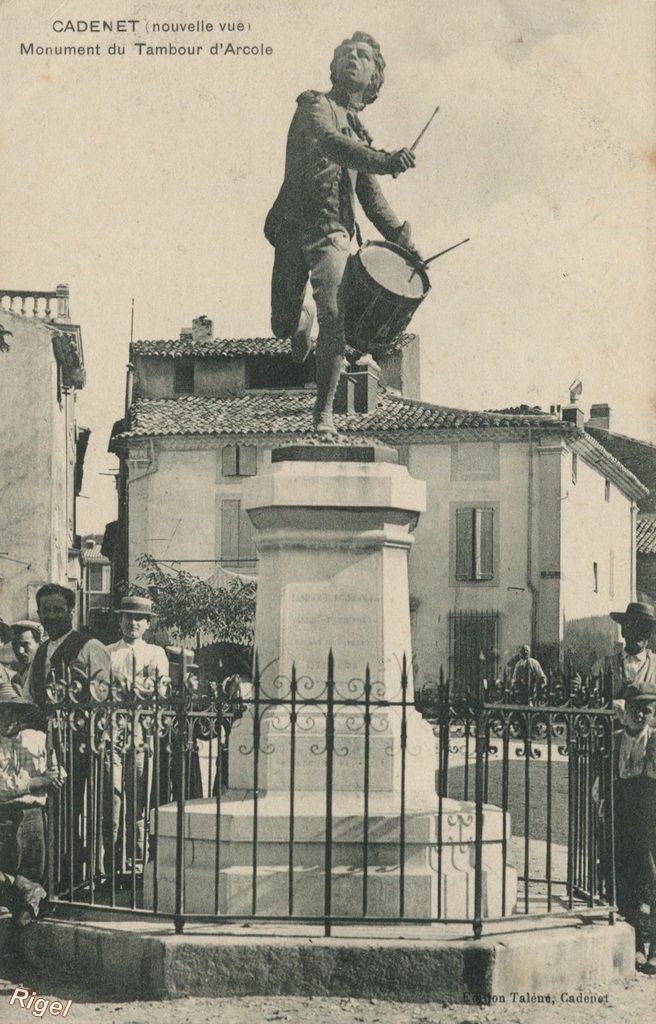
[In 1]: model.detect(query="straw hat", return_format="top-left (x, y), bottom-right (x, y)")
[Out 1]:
top-left (115, 595), bottom-right (153, 618)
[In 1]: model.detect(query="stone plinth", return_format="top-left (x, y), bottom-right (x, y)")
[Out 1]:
top-left (146, 445), bottom-right (517, 920)
top-left (146, 792), bottom-right (515, 919)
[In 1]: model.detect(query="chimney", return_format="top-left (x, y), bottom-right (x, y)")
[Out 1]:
top-left (191, 315), bottom-right (213, 342)
top-left (179, 328), bottom-right (193, 343)
top-left (587, 403), bottom-right (611, 431)
top-left (562, 406), bottom-right (585, 429)
top-left (352, 354), bottom-right (381, 413)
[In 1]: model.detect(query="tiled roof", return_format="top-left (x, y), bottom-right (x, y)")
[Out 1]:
top-left (112, 390), bottom-right (564, 444)
top-left (109, 391), bottom-right (648, 500)
top-left (132, 337), bottom-right (291, 358)
top-left (487, 405), bottom-right (545, 416)
top-left (586, 426), bottom-right (656, 512)
top-left (109, 391), bottom-right (649, 500)
top-left (130, 334), bottom-right (418, 360)
top-left (81, 542), bottom-right (108, 564)
top-left (638, 517), bottom-right (656, 555)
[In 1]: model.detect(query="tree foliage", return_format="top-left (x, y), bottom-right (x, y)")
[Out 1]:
top-left (134, 553), bottom-right (256, 645)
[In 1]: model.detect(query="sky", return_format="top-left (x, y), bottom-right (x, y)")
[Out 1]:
top-left (1, 0), bottom-right (654, 534)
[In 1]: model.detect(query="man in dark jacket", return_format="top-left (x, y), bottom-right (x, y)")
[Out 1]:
top-left (30, 584), bottom-right (110, 884)
top-left (265, 31), bottom-right (421, 434)
top-left (29, 585), bottom-right (110, 708)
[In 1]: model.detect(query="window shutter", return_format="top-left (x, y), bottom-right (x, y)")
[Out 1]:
top-left (238, 506), bottom-right (257, 562)
top-left (239, 445), bottom-right (258, 476)
top-left (221, 499), bottom-right (240, 562)
top-left (222, 446), bottom-right (237, 476)
top-left (455, 509), bottom-right (473, 580)
top-left (477, 508), bottom-right (494, 580)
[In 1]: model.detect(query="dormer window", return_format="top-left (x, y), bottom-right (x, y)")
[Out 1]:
top-left (174, 360), bottom-right (194, 395)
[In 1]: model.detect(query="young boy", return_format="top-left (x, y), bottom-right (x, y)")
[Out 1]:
top-left (613, 680), bottom-right (656, 973)
top-left (0, 676), bottom-right (65, 928)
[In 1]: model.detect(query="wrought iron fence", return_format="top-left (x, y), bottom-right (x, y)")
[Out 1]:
top-left (42, 657), bottom-right (616, 938)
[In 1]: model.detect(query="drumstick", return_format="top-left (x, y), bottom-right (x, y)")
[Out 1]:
top-left (423, 237), bottom-right (470, 265)
top-left (408, 238), bottom-right (470, 281)
top-left (392, 104), bottom-right (440, 179)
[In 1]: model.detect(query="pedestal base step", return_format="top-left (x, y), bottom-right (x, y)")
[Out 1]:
top-left (146, 860), bottom-right (517, 920)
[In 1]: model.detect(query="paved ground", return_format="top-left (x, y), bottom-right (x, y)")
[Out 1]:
top-left (1, 956), bottom-right (654, 1024)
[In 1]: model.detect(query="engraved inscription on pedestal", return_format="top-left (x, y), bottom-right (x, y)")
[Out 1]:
top-left (281, 574), bottom-right (381, 685)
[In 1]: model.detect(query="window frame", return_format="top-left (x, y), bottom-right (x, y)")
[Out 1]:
top-left (221, 444), bottom-right (258, 478)
top-left (449, 501), bottom-right (500, 588)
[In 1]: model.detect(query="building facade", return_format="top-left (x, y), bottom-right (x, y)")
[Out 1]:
top-left (585, 404), bottom-right (656, 608)
top-left (110, 317), bottom-right (646, 683)
top-left (0, 285), bottom-right (88, 622)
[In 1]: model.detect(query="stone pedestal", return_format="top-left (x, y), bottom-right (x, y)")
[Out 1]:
top-left (146, 445), bottom-right (516, 919)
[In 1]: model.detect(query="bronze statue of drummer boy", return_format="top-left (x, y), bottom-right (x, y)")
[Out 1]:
top-left (264, 31), bottom-right (423, 435)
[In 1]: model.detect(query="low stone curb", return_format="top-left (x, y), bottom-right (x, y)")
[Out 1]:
top-left (0, 914), bottom-right (635, 1003)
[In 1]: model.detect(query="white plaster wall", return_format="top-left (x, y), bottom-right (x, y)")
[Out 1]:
top-left (127, 444), bottom-right (218, 580)
top-left (559, 446), bottom-right (633, 662)
top-left (0, 312), bottom-right (62, 619)
top-left (134, 356), bottom-right (246, 399)
top-left (407, 441), bottom-right (533, 683)
top-left (127, 442), bottom-right (269, 583)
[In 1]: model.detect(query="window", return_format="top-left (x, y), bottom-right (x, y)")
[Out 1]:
top-left (221, 445), bottom-right (257, 477)
top-left (593, 561), bottom-right (599, 593)
top-left (455, 507), bottom-right (494, 581)
top-left (604, 479), bottom-right (611, 502)
top-left (571, 453), bottom-right (578, 484)
top-left (174, 360), bottom-right (194, 395)
top-left (449, 610), bottom-right (500, 693)
top-left (220, 499), bottom-right (257, 567)
top-left (88, 564), bottom-right (105, 591)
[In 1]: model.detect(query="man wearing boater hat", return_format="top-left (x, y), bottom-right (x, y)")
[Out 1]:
top-left (265, 31), bottom-right (423, 435)
top-left (104, 596), bottom-right (170, 872)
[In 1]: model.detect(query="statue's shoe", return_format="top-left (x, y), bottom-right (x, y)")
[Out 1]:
top-left (313, 411), bottom-right (337, 436)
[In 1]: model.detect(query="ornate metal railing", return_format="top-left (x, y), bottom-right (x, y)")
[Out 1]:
top-left (41, 657), bottom-right (616, 937)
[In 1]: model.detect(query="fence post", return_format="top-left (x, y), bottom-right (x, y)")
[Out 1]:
top-left (174, 648), bottom-right (187, 934)
top-left (399, 655), bottom-right (408, 918)
top-left (323, 650), bottom-right (335, 937)
top-left (473, 671), bottom-right (485, 939)
top-left (46, 713), bottom-right (56, 900)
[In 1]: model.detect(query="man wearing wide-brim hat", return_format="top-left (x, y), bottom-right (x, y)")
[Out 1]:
top-left (0, 672), bottom-right (65, 930)
top-left (604, 601), bottom-right (656, 699)
top-left (104, 596), bottom-right (170, 874)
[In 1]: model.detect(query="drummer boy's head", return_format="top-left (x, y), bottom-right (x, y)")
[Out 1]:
top-left (330, 32), bottom-right (385, 106)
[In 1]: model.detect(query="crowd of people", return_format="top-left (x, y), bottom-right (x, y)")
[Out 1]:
top-left (0, 584), bottom-right (201, 940)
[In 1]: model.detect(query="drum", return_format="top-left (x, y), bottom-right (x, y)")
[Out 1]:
top-left (343, 241), bottom-right (430, 356)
